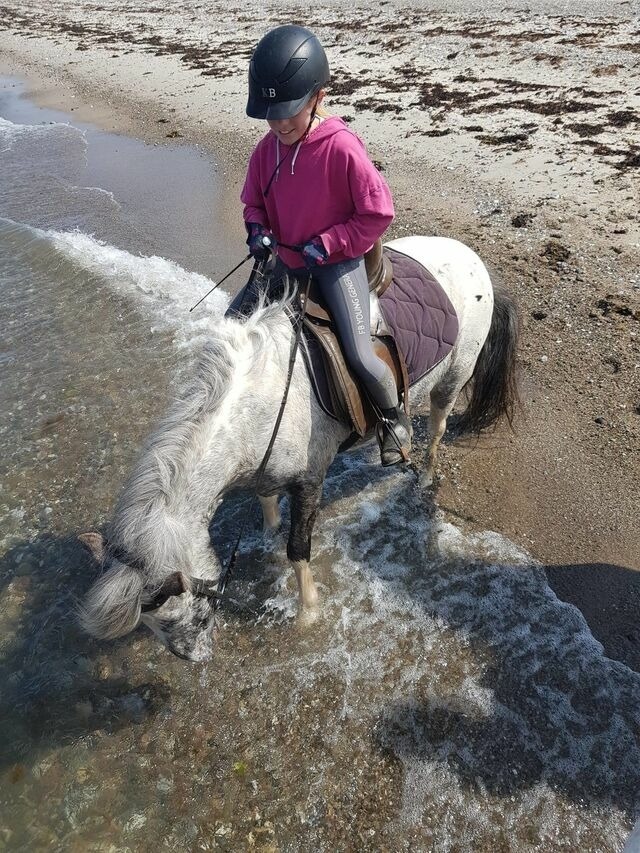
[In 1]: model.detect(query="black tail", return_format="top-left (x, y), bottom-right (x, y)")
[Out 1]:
top-left (456, 285), bottom-right (520, 435)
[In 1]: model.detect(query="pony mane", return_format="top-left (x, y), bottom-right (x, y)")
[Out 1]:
top-left (81, 296), bottom-right (296, 639)
top-left (80, 562), bottom-right (145, 639)
top-left (107, 299), bottom-right (293, 577)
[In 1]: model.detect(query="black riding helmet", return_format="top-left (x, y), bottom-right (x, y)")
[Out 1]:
top-left (247, 25), bottom-right (330, 120)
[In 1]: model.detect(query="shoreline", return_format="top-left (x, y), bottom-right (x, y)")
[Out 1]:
top-left (1, 4), bottom-right (639, 669)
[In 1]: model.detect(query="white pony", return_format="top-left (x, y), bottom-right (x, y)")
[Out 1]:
top-left (80, 237), bottom-right (519, 661)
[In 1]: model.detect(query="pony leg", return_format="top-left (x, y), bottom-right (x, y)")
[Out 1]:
top-left (293, 560), bottom-right (319, 615)
top-left (420, 388), bottom-right (457, 489)
top-left (287, 483), bottom-right (322, 619)
top-left (259, 494), bottom-right (281, 531)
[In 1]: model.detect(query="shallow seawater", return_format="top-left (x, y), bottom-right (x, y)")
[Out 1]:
top-left (1, 77), bottom-right (640, 852)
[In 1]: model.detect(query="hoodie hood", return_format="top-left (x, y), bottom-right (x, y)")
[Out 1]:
top-left (273, 116), bottom-right (353, 177)
top-left (291, 115), bottom-right (352, 147)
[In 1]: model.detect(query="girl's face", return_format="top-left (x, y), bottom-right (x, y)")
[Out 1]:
top-left (267, 92), bottom-right (324, 146)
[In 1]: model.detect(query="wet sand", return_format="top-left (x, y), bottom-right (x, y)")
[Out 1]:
top-left (1, 0), bottom-right (639, 683)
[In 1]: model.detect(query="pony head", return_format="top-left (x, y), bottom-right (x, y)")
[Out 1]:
top-left (78, 532), bottom-right (217, 662)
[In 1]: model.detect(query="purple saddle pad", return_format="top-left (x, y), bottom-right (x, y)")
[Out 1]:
top-left (379, 247), bottom-right (459, 386)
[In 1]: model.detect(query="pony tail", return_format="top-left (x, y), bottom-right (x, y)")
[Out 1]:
top-left (457, 285), bottom-right (521, 435)
top-left (79, 565), bottom-right (144, 640)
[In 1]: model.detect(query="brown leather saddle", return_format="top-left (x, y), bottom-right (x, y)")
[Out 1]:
top-left (296, 239), bottom-right (410, 438)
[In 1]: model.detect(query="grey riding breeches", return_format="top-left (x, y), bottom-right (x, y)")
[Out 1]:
top-left (225, 255), bottom-right (398, 410)
top-left (312, 257), bottom-right (397, 410)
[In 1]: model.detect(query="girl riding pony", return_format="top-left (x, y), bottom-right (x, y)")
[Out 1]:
top-left (228, 24), bottom-right (411, 466)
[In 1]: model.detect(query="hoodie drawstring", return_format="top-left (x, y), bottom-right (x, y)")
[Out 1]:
top-left (290, 141), bottom-right (302, 175)
top-left (274, 137), bottom-right (302, 179)
top-left (262, 99), bottom-right (320, 198)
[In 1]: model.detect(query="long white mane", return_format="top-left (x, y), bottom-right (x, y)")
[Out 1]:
top-left (80, 299), bottom-right (293, 640)
top-left (110, 300), bottom-right (291, 577)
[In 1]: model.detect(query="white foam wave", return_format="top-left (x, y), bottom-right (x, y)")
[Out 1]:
top-left (0, 115), bottom-right (47, 142)
top-left (0, 115), bottom-right (82, 151)
top-left (46, 228), bottom-right (229, 347)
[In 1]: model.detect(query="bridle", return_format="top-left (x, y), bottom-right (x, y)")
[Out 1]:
top-left (106, 544), bottom-right (222, 613)
top-left (143, 574), bottom-right (221, 613)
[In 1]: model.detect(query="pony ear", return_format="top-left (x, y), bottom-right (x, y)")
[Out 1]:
top-left (78, 532), bottom-right (105, 563)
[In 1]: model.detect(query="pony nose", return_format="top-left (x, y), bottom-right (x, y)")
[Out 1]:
top-left (166, 630), bottom-right (214, 663)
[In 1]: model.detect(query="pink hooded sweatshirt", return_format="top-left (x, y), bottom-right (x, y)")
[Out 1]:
top-left (241, 116), bottom-right (394, 269)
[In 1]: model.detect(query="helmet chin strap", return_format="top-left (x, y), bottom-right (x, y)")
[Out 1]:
top-left (296, 91), bottom-right (321, 142)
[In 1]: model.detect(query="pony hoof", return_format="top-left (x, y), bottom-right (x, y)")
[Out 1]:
top-left (297, 606), bottom-right (319, 627)
top-left (418, 470), bottom-right (435, 490)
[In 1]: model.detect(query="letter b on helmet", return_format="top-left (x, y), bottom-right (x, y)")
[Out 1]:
top-left (247, 25), bottom-right (330, 120)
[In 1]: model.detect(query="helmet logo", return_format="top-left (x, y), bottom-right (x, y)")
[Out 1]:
top-left (262, 87), bottom-right (277, 98)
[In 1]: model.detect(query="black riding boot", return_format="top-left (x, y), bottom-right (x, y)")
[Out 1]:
top-left (377, 406), bottom-right (412, 466)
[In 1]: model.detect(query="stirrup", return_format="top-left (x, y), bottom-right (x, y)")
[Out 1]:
top-left (376, 409), bottom-right (411, 467)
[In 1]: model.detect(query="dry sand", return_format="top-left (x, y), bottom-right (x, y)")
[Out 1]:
top-left (1, 0), bottom-right (639, 667)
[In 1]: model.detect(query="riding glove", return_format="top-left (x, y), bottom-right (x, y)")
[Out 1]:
top-left (302, 236), bottom-right (329, 268)
top-left (247, 222), bottom-right (277, 260)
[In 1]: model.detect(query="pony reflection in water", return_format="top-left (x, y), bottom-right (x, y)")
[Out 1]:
top-left (80, 236), bottom-right (519, 662)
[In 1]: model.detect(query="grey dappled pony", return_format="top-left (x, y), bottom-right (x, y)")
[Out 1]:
top-left (80, 236), bottom-right (519, 661)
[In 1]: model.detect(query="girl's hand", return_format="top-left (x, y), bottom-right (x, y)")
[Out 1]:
top-left (247, 223), bottom-right (277, 260)
top-left (302, 237), bottom-right (328, 268)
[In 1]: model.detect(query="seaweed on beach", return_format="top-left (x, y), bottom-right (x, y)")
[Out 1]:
top-left (566, 122), bottom-right (604, 138)
top-left (608, 110), bottom-right (639, 127)
top-left (353, 99), bottom-right (402, 114)
top-left (383, 69), bottom-right (423, 88)
top-left (415, 82), bottom-right (494, 110)
top-left (616, 147), bottom-right (640, 173)
top-left (484, 77), bottom-right (562, 94)
top-left (408, 128), bottom-right (453, 138)
top-left (330, 74), bottom-right (370, 98)
top-left (476, 131), bottom-right (533, 149)
top-left (617, 42), bottom-right (640, 54)
top-left (557, 32), bottom-right (603, 47)
top-left (467, 97), bottom-right (600, 116)
top-left (492, 30), bottom-right (557, 44)
top-left (574, 138), bottom-right (640, 173)
top-left (532, 53), bottom-right (564, 67)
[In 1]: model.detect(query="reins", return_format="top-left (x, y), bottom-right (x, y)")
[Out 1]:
top-left (213, 268), bottom-right (312, 609)
top-left (189, 253), bottom-right (253, 313)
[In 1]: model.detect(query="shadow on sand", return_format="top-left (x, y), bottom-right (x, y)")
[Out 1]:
top-left (0, 534), bottom-right (172, 771)
top-left (545, 561), bottom-right (640, 673)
